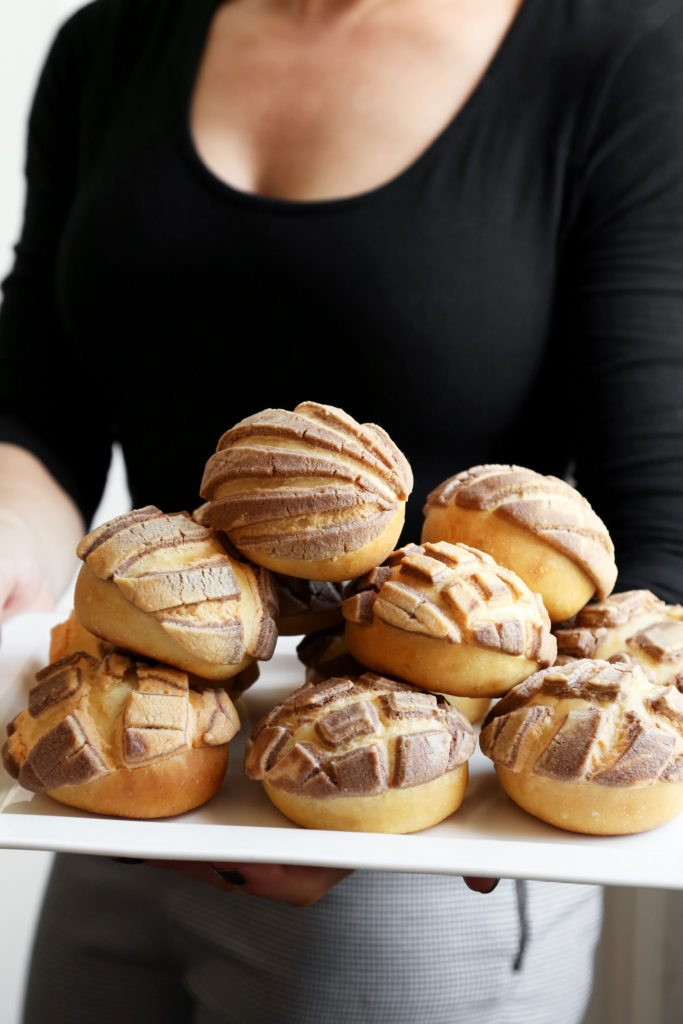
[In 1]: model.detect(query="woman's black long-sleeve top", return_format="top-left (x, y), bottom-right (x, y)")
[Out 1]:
top-left (1, 0), bottom-right (683, 599)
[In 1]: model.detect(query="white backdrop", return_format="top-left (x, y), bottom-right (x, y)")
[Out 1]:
top-left (0, 3), bottom-right (681, 1024)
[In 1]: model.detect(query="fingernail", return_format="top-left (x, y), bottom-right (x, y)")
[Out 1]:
top-left (214, 869), bottom-right (246, 886)
top-left (113, 857), bottom-right (144, 865)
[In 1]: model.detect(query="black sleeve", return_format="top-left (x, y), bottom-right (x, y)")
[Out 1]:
top-left (561, 7), bottom-right (683, 603)
top-left (0, 2), bottom-right (113, 525)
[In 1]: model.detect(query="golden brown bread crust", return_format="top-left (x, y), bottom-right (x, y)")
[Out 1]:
top-left (233, 506), bottom-right (406, 582)
top-left (343, 542), bottom-right (556, 697)
top-left (199, 401), bottom-right (412, 580)
top-left (297, 625), bottom-right (490, 723)
top-left (422, 465), bottom-right (617, 621)
top-left (3, 652), bottom-right (240, 818)
top-left (443, 693), bottom-right (491, 726)
top-left (494, 765), bottom-right (683, 835)
top-left (479, 657), bottom-right (683, 834)
top-left (263, 766), bottom-right (469, 833)
top-left (554, 590), bottom-right (683, 685)
top-left (74, 507), bottom-right (278, 680)
top-left (245, 672), bottom-right (475, 831)
top-left (50, 610), bottom-right (112, 662)
top-left (51, 610), bottom-right (259, 698)
top-left (45, 746), bottom-right (229, 819)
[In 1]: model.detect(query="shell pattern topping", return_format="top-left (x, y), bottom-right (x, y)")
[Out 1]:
top-left (78, 506), bottom-right (277, 664)
top-left (199, 402), bottom-right (413, 560)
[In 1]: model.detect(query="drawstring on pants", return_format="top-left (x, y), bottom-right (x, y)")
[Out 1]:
top-left (513, 880), bottom-right (529, 972)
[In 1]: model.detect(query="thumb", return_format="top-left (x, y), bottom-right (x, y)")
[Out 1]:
top-left (0, 558), bottom-right (54, 622)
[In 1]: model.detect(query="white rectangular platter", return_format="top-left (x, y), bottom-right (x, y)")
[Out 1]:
top-left (1, 612), bottom-right (681, 890)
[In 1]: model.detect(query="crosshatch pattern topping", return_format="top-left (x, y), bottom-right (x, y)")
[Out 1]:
top-left (555, 590), bottom-right (683, 686)
top-left (480, 658), bottom-right (683, 786)
top-left (2, 654), bottom-right (240, 792)
top-left (246, 672), bottom-right (476, 798)
top-left (343, 542), bottom-right (556, 663)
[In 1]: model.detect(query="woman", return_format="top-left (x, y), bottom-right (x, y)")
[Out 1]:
top-left (1, 1), bottom-right (682, 1021)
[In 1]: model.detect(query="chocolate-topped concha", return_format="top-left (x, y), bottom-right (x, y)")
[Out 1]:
top-left (275, 575), bottom-right (345, 636)
top-left (555, 590), bottom-right (683, 685)
top-left (297, 625), bottom-right (490, 723)
top-left (480, 657), bottom-right (683, 834)
top-left (245, 672), bottom-right (475, 833)
top-left (74, 506), bottom-right (278, 681)
top-left (199, 401), bottom-right (413, 581)
top-left (2, 652), bottom-right (240, 818)
top-left (343, 541), bottom-right (556, 698)
top-left (422, 464), bottom-right (617, 621)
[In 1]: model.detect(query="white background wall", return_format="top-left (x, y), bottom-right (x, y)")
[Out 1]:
top-left (0, 3), bottom-right (681, 1023)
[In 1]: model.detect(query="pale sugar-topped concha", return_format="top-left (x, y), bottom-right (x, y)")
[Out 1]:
top-left (245, 672), bottom-right (475, 833)
top-left (2, 651), bottom-right (240, 818)
top-left (199, 401), bottom-right (413, 581)
top-left (422, 464), bottom-right (617, 621)
top-left (479, 657), bottom-right (683, 834)
top-left (74, 506), bottom-right (278, 681)
top-left (343, 541), bottom-right (556, 697)
top-left (555, 589), bottom-right (683, 686)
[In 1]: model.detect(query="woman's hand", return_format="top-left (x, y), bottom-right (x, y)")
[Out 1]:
top-left (142, 860), bottom-right (500, 904)
top-left (0, 513), bottom-right (54, 622)
top-left (146, 860), bottom-right (352, 907)
top-left (0, 444), bottom-right (85, 622)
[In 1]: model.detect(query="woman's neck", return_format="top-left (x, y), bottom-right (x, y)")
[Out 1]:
top-left (271, 0), bottom-right (390, 27)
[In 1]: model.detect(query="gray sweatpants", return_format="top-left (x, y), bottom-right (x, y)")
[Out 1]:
top-left (23, 854), bottom-right (602, 1024)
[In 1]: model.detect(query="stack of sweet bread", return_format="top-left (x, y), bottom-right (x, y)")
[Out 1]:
top-left (3, 401), bottom-right (683, 836)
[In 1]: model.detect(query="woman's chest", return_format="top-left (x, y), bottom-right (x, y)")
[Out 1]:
top-left (57, 0), bottom-right (577, 444)
top-left (190, 0), bottom-right (525, 202)
top-left (57, 118), bottom-right (561, 448)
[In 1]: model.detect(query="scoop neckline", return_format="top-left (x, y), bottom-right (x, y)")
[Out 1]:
top-left (181, 0), bottom-right (535, 214)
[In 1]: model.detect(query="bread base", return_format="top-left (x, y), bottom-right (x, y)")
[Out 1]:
top-left (496, 764), bottom-right (683, 835)
top-left (263, 763), bottom-right (468, 833)
top-left (422, 505), bottom-right (597, 622)
top-left (46, 746), bottom-right (229, 819)
top-left (74, 565), bottom-right (253, 682)
top-left (50, 611), bottom-right (110, 662)
top-left (234, 505), bottom-right (405, 582)
top-left (444, 694), bottom-right (491, 724)
top-left (346, 619), bottom-right (541, 697)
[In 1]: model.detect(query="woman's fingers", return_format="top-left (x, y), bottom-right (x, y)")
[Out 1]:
top-left (211, 862), bottom-right (353, 906)
top-left (146, 859), bottom-right (226, 890)
top-left (146, 859), bottom-right (352, 906)
top-left (463, 876), bottom-right (500, 893)
top-left (138, 861), bottom-right (499, 901)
